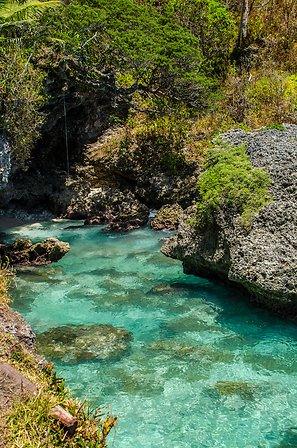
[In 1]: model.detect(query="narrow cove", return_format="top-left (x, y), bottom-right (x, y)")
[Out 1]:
top-left (4, 220), bottom-right (297, 448)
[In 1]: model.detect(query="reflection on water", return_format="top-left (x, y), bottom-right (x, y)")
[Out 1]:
top-left (5, 220), bottom-right (297, 448)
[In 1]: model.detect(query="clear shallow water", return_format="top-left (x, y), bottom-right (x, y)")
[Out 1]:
top-left (4, 220), bottom-right (297, 448)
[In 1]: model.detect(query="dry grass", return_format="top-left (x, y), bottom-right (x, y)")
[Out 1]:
top-left (0, 269), bottom-right (13, 306)
top-left (0, 331), bottom-right (117, 448)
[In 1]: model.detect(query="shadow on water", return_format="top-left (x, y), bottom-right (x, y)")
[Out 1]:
top-left (276, 428), bottom-right (297, 447)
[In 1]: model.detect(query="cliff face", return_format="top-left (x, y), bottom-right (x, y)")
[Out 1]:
top-left (0, 69), bottom-right (128, 214)
top-left (162, 125), bottom-right (297, 316)
top-left (0, 68), bottom-right (197, 226)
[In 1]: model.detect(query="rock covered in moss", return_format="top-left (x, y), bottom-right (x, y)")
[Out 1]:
top-left (36, 324), bottom-right (133, 363)
top-left (151, 204), bottom-right (183, 231)
top-left (0, 238), bottom-right (69, 266)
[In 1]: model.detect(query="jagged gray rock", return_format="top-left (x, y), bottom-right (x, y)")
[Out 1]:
top-left (162, 125), bottom-right (297, 316)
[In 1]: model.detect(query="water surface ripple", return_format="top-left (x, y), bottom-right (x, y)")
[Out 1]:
top-left (5, 220), bottom-right (297, 448)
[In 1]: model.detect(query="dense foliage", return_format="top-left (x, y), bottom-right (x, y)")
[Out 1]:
top-left (0, 47), bottom-right (45, 166)
top-left (0, 0), bottom-right (297, 170)
top-left (0, 0), bottom-right (296, 165)
top-left (196, 142), bottom-right (272, 227)
top-left (0, 0), bottom-right (232, 165)
top-left (138, 0), bottom-right (236, 75)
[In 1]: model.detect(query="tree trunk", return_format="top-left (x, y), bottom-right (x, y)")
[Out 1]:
top-left (237, 0), bottom-right (250, 48)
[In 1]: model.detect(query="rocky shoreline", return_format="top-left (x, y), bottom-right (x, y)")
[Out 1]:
top-left (0, 246), bottom-right (119, 446)
top-left (0, 237), bottom-right (69, 266)
top-left (162, 125), bottom-right (297, 316)
top-left (1, 125), bottom-right (296, 319)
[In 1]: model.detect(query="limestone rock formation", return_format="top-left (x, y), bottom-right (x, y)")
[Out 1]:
top-left (162, 125), bottom-right (297, 316)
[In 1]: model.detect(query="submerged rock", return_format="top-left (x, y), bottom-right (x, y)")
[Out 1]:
top-left (163, 316), bottom-right (227, 334)
top-left (149, 284), bottom-right (179, 294)
top-left (148, 339), bottom-right (234, 363)
top-left (0, 237), bottom-right (69, 266)
top-left (151, 204), bottom-right (183, 231)
top-left (210, 381), bottom-right (256, 400)
top-left (102, 366), bottom-right (164, 396)
top-left (36, 324), bottom-right (133, 363)
top-left (162, 125), bottom-right (297, 316)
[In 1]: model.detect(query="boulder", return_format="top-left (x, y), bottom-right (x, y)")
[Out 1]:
top-left (162, 125), bottom-right (297, 316)
top-left (0, 237), bottom-right (70, 266)
top-left (64, 186), bottom-right (149, 231)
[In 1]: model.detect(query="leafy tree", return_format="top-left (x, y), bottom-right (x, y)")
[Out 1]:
top-left (38, 0), bottom-right (217, 112)
top-left (0, 0), bottom-right (61, 166)
top-left (137, 0), bottom-right (236, 75)
top-left (0, 47), bottom-right (45, 166)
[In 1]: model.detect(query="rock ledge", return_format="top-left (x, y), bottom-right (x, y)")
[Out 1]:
top-left (162, 125), bottom-right (297, 316)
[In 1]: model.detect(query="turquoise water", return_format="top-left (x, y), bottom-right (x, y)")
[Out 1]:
top-left (4, 220), bottom-right (297, 448)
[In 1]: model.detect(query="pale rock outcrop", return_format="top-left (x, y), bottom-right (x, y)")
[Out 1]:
top-left (162, 125), bottom-right (297, 316)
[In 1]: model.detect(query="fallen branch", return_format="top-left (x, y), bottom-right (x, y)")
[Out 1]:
top-left (49, 405), bottom-right (78, 437)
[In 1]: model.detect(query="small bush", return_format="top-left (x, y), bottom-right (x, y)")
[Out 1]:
top-left (118, 114), bottom-right (189, 175)
top-left (245, 71), bottom-right (297, 127)
top-left (196, 142), bottom-right (272, 228)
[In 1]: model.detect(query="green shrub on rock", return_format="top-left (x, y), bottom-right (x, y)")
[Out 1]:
top-left (196, 141), bottom-right (272, 228)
